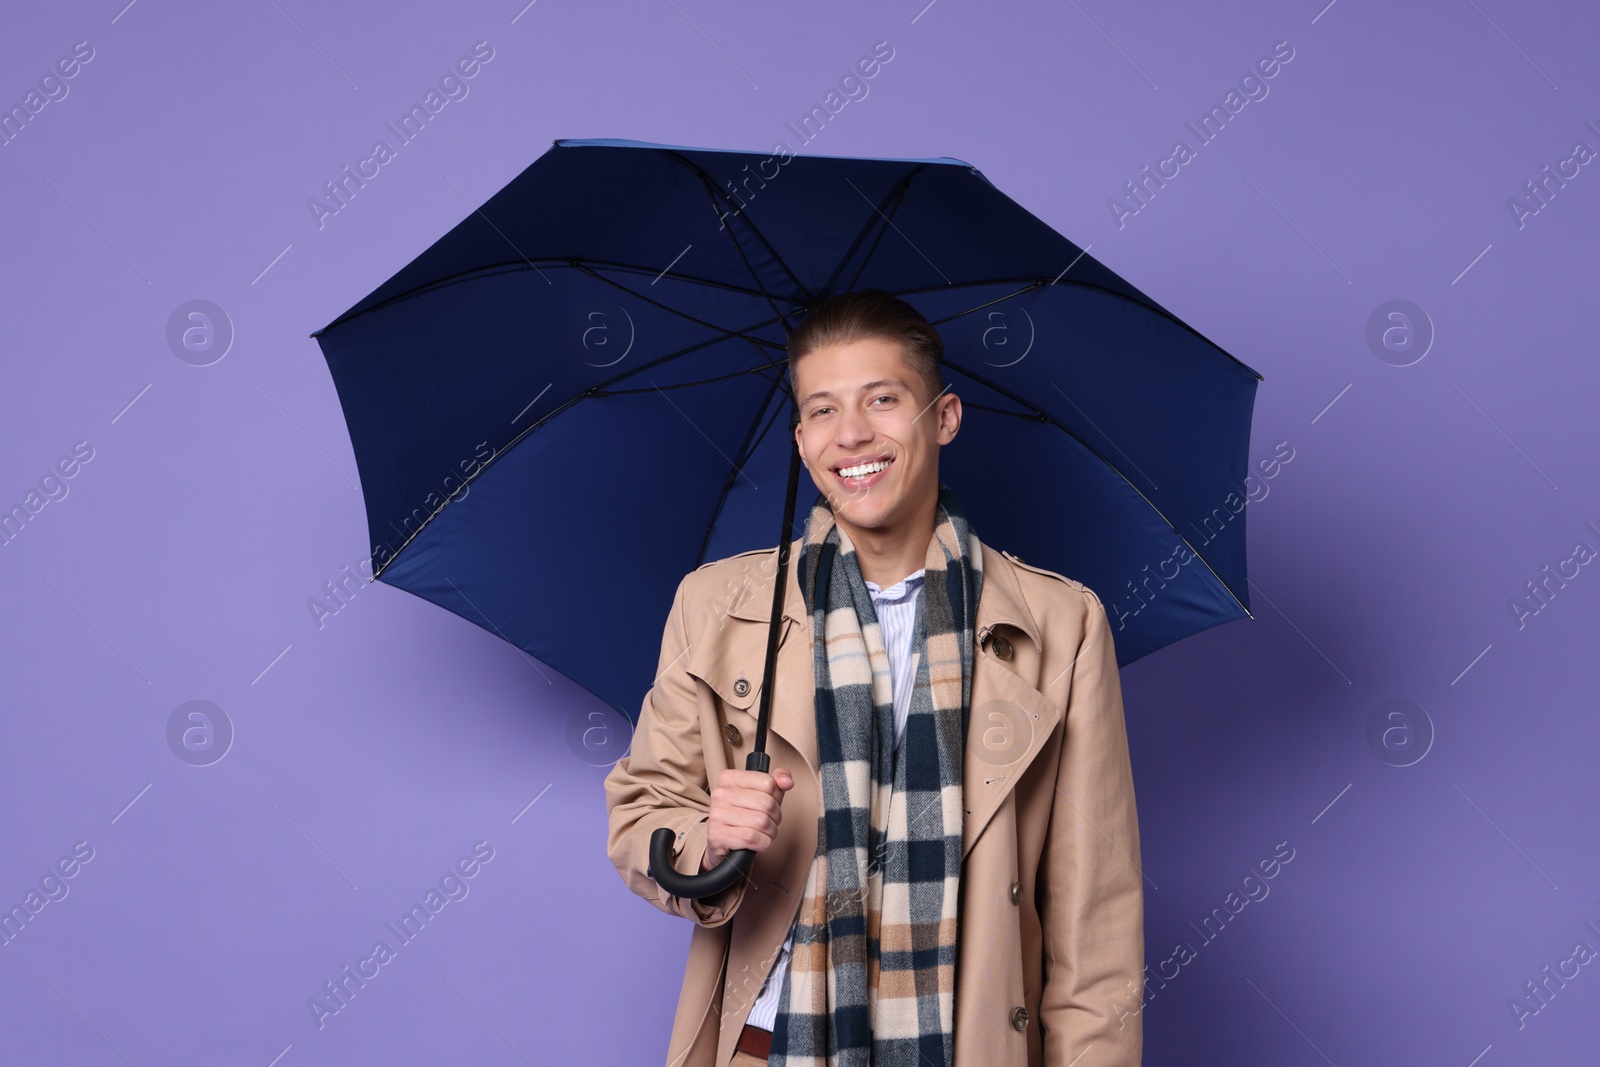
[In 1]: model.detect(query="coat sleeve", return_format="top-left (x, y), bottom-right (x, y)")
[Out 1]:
top-left (604, 571), bottom-right (749, 928)
top-left (1036, 585), bottom-right (1144, 1065)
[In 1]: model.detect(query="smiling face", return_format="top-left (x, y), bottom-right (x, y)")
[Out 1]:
top-left (791, 335), bottom-right (961, 549)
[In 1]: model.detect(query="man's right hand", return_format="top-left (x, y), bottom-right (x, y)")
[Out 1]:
top-left (701, 766), bottom-right (795, 871)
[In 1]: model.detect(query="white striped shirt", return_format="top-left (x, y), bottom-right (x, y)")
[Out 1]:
top-left (744, 567), bottom-right (926, 1031)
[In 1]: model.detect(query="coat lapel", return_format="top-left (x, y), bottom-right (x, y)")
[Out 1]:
top-left (717, 535), bottom-right (1063, 860)
top-left (961, 539), bottom-right (1063, 859)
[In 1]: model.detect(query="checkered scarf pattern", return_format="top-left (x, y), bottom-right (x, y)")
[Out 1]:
top-left (769, 482), bottom-right (984, 1067)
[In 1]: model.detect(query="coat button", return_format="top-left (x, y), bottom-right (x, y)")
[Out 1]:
top-left (1010, 1005), bottom-right (1029, 1031)
top-left (991, 634), bottom-right (1013, 661)
top-left (733, 677), bottom-right (751, 697)
top-left (723, 722), bottom-right (742, 746)
top-left (1009, 880), bottom-right (1021, 905)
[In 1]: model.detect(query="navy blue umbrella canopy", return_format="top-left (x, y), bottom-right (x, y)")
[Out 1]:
top-left (311, 137), bottom-right (1261, 720)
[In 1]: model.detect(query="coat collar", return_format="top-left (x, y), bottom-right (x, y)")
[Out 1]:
top-left (725, 534), bottom-right (1043, 652)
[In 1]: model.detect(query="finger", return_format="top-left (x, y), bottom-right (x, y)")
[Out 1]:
top-left (720, 809), bottom-right (780, 844)
top-left (713, 806), bottom-right (779, 839)
top-left (720, 770), bottom-right (782, 798)
top-left (712, 817), bottom-right (774, 853)
top-left (711, 777), bottom-right (774, 807)
top-left (721, 790), bottom-right (783, 821)
top-left (739, 774), bottom-right (788, 802)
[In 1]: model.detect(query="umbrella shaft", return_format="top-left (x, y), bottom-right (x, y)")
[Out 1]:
top-left (750, 407), bottom-right (803, 758)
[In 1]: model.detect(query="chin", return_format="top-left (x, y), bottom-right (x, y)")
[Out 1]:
top-left (836, 501), bottom-right (894, 530)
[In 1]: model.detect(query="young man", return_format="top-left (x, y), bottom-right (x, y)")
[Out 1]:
top-left (605, 290), bottom-right (1143, 1067)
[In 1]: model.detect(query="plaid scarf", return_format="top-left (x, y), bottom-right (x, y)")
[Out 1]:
top-left (769, 482), bottom-right (984, 1067)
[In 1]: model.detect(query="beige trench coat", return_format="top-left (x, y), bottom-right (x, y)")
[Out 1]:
top-left (604, 535), bottom-right (1143, 1066)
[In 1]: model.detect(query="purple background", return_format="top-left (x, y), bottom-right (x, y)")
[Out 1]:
top-left (3, 1), bottom-right (1597, 1064)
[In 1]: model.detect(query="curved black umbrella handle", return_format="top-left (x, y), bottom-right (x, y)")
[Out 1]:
top-left (648, 750), bottom-right (771, 899)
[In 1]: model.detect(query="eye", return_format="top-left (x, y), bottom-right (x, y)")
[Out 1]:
top-left (872, 394), bottom-right (895, 406)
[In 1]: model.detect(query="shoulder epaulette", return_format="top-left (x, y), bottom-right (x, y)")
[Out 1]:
top-left (694, 545), bottom-right (773, 572)
top-left (999, 549), bottom-right (1088, 593)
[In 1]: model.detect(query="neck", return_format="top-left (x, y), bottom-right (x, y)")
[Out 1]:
top-left (837, 497), bottom-right (937, 589)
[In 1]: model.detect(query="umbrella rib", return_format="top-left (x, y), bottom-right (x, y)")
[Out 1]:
top-left (566, 257), bottom-right (776, 298)
top-left (955, 399), bottom-right (1058, 420)
top-left (595, 361), bottom-right (788, 397)
top-left (695, 169), bottom-right (803, 331)
top-left (943, 353), bottom-right (1253, 619)
top-left (567, 263), bottom-right (836, 404)
top-left (572, 263), bottom-right (790, 363)
top-left (550, 272), bottom-right (799, 396)
top-left (819, 166), bottom-right (924, 298)
top-left (924, 277), bottom-right (1053, 324)
top-left (657, 148), bottom-right (813, 320)
top-left (842, 180), bottom-right (912, 296)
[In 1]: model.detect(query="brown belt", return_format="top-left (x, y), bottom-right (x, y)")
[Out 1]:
top-left (736, 1022), bottom-right (772, 1061)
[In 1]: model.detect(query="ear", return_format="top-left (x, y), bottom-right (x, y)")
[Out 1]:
top-left (937, 392), bottom-right (962, 445)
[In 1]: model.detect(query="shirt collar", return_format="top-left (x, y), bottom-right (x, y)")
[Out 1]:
top-left (866, 567), bottom-right (926, 601)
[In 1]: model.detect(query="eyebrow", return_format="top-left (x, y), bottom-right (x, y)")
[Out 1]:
top-left (798, 378), bottom-right (913, 408)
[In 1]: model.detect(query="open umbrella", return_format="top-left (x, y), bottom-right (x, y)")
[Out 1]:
top-left (310, 137), bottom-right (1261, 898)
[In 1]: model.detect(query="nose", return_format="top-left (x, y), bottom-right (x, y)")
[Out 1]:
top-left (835, 400), bottom-right (872, 447)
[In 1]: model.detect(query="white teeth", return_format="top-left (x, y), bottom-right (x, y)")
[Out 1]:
top-left (838, 460), bottom-right (889, 479)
